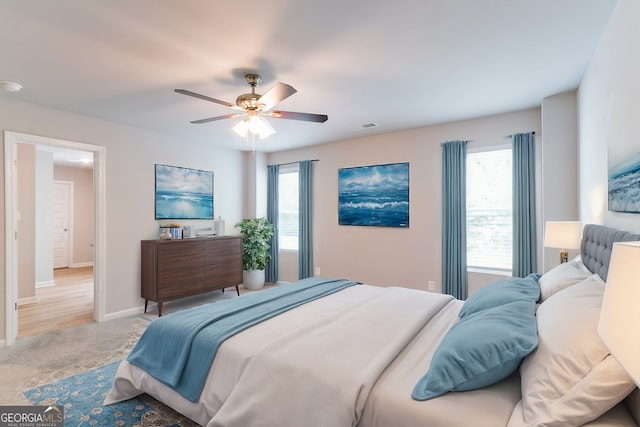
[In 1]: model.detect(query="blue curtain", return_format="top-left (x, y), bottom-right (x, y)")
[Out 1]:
top-left (266, 165), bottom-right (279, 284)
top-left (299, 160), bottom-right (313, 279)
top-left (512, 132), bottom-right (537, 277)
top-left (442, 140), bottom-right (468, 300)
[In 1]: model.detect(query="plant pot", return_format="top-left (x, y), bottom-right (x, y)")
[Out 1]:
top-left (243, 269), bottom-right (265, 290)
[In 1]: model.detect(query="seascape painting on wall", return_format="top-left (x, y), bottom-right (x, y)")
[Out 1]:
top-left (608, 146), bottom-right (640, 213)
top-left (155, 164), bottom-right (214, 219)
top-left (338, 162), bottom-right (409, 227)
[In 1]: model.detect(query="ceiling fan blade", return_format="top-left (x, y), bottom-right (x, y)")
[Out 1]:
top-left (258, 83), bottom-right (297, 111)
top-left (190, 113), bottom-right (242, 124)
top-left (175, 89), bottom-right (235, 108)
top-left (269, 110), bottom-right (328, 123)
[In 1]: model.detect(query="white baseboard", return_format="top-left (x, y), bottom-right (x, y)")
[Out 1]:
top-left (36, 280), bottom-right (55, 289)
top-left (70, 262), bottom-right (94, 268)
top-left (18, 296), bottom-right (38, 306)
top-left (102, 305), bottom-right (146, 322)
top-left (276, 281), bottom-right (291, 286)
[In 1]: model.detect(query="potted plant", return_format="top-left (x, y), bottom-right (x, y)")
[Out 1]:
top-left (235, 217), bottom-right (274, 290)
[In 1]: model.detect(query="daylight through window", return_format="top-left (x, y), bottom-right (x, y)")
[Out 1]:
top-left (279, 165), bottom-right (299, 250)
top-left (466, 147), bottom-right (512, 271)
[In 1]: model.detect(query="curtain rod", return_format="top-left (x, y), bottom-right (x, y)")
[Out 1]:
top-left (505, 131), bottom-right (536, 138)
top-left (440, 140), bottom-right (472, 146)
top-left (268, 159), bottom-right (319, 167)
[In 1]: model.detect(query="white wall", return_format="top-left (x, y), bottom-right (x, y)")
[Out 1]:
top-left (268, 108), bottom-right (543, 293)
top-left (35, 150), bottom-right (54, 285)
top-left (17, 144), bottom-right (36, 301)
top-left (243, 151), bottom-right (268, 220)
top-left (579, 0), bottom-right (640, 232)
top-left (541, 91), bottom-right (579, 272)
top-left (0, 97), bottom-right (245, 341)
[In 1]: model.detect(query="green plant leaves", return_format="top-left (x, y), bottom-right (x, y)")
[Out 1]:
top-left (236, 217), bottom-right (274, 270)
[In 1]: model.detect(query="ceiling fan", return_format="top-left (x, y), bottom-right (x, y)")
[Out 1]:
top-left (175, 74), bottom-right (328, 139)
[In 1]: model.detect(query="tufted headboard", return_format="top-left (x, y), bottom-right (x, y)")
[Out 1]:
top-left (581, 224), bottom-right (640, 282)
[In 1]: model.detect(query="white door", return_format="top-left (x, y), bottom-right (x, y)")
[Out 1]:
top-left (52, 181), bottom-right (71, 269)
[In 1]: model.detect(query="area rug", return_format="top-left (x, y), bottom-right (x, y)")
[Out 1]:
top-left (24, 360), bottom-right (198, 426)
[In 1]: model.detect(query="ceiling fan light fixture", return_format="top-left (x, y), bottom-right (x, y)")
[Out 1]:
top-left (232, 115), bottom-right (276, 139)
top-left (232, 118), bottom-right (250, 138)
top-left (176, 72), bottom-right (326, 142)
top-left (0, 80), bottom-right (22, 93)
top-left (251, 115), bottom-right (275, 139)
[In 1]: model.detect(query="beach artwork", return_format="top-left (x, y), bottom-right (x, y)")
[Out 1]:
top-left (338, 162), bottom-right (409, 227)
top-left (155, 164), bottom-right (214, 219)
top-left (608, 146), bottom-right (640, 213)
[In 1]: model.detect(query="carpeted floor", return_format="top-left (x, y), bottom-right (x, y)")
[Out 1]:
top-left (0, 314), bottom-right (150, 405)
top-left (24, 360), bottom-right (199, 426)
top-left (0, 284), bottom-right (275, 422)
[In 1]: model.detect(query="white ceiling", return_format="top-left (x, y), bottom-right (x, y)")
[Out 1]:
top-left (0, 0), bottom-right (617, 153)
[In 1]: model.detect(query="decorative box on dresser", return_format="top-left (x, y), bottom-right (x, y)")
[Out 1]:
top-left (141, 236), bottom-right (242, 316)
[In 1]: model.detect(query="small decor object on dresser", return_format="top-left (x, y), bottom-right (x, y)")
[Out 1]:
top-left (159, 224), bottom-right (182, 239)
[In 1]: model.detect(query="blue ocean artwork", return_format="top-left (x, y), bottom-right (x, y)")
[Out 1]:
top-left (608, 153), bottom-right (640, 213)
top-left (155, 164), bottom-right (214, 219)
top-left (339, 162), bottom-right (409, 227)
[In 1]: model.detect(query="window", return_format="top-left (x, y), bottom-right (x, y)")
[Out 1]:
top-left (278, 165), bottom-right (299, 250)
top-left (466, 147), bottom-right (512, 271)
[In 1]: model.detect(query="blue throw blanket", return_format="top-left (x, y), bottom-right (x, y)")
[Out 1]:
top-left (127, 277), bottom-right (360, 402)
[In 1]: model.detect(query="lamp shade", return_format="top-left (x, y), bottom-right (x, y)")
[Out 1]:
top-left (598, 241), bottom-right (640, 386)
top-left (543, 221), bottom-right (582, 249)
top-left (232, 114), bottom-right (276, 139)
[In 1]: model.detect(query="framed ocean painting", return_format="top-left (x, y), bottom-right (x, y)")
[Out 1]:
top-left (608, 147), bottom-right (640, 213)
top-left (338, 162), bottom-right (409, 227)
top-left (155, 164), bottom-right (214, 219)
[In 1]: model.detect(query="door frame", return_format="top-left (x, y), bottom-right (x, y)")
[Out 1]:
top-left (4, 131), bottom-right (106, 346)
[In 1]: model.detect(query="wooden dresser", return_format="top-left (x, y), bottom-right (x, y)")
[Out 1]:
top-left (141, 236), bottom-right (242, 316)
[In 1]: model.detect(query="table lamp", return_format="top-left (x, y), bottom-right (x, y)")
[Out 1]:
top-left (544, 221), bottom-right (582, 263)
top-left (598, 241), bottom-right (640, 385)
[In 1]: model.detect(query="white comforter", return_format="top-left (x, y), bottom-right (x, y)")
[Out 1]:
top-left (208, 286), bottom-right (452, 427)
top-left (106, 285), bottom-right (450, 425)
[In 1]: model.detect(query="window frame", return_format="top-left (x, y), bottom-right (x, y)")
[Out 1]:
top-left (466, 143), bottom-right (513, 274)
top-left (278, 163), bottom-right (300, 252)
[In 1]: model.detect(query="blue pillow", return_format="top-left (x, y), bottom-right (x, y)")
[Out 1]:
top-left (458, 273), bottom-right (541, 318)
top-left (411, 300), bottom-right (538, 400)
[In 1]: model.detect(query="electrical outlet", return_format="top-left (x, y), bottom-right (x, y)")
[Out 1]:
top-left (315, 267), bottom-right (321, 276)
top-left (428, 280), bottom-right (435, 291)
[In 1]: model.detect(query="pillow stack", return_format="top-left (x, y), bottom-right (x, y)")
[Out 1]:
top-left (412, 274), bottom-right (540, 400)
top-left (538, 256), bottom-right (592, 301)
top-left (515, 275), bottom-right (636, 427)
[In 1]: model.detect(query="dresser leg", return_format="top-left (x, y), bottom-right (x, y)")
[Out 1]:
top-left (158, 302), bottom-right (163, 317)
top-left (144, 299), bottom-right (148, 313)
top-left (235, 285), bottom-right (240, 296)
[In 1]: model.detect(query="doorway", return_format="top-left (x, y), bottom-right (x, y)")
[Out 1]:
top-left (4, 131), bottom-right (106, 346)
top-left (52, 181), bottom-right (72, 269)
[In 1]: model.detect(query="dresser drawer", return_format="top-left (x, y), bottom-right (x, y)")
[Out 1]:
top-left (158, 276), bottom-right (205, 300)
top-left (158, 241), bottom-right (205, 259)
top-left (205, 238), bottom-right (240, 257)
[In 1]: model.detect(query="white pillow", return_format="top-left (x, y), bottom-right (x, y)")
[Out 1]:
top-left (519, 275), bottom-right (635, 427)
top-left (538, 257), bottom-right (592, 301)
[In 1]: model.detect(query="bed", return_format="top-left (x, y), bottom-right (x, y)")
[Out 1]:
top-left (105, 224), bottom-right (640, 427)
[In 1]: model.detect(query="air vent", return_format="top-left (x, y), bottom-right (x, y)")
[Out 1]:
top-left (347, 122), bottom-right (379, 132)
